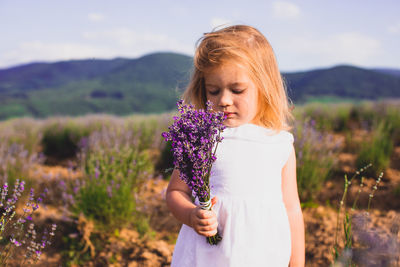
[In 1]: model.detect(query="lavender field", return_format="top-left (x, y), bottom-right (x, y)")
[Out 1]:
top-left (0, 101), bottom-right (399, 266)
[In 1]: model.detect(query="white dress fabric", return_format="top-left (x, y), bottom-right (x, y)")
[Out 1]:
top-left (171, 123), bottom-right (294, 267)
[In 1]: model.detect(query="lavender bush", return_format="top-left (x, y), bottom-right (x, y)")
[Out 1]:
top-left (293, 119), bottom-right (342, 202)
top-left (132, 117), bottom-right (166, 153)
top-left (41, 120), bottom-right (90, 160)
top-left (0, 141), bottom-right (43, 187)
top-left (350, 212), bottom-right (400, 266)
top-left (162, 100), bottom-right (225, 245)
top-left (356, 121), bottom-right (394, 177)
top-left (294, 100), bottom-right (400, 138)
top-left (0, 179), bottom-right (56, 265)
top-left (0, 118), bottom-right (44, 188)
top-left (296, 103), bottom-right (353, 132)
top-left (333, 168), bottom-right (400, 266)
top-left (0, 118), bottom-right (43, 155)
top-left (64, 125), bottom-right (153, 230)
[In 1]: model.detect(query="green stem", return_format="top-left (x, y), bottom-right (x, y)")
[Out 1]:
top-left (352, 177), bottom-right (364, 210)
top-left (367, 172), bottom-right (383, 212)
top-left (200, 129), bottom-right (223, 245)
top-left (334, 174), bottom-right (349, 251)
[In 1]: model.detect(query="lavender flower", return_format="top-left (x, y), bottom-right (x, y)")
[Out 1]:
top-left (0, 179), bottom-right (57, 265)
top-left (162, 100), bottom-right (225, 245)
top-left (350, 212), bottom-right (400, 266)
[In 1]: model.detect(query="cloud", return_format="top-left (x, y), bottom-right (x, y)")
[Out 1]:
top-left (387, 22), bottom-right (400, 34)
top-left (272, 1), bottom-right (301, 20)
top-left (318, 32), bottom-right (380, 63)
top-left (210, 17), bottom-right (233, 30)
top-left (0, 28), bottom-right (194, 68)
top-left (0, 41), bottom-right (110, 67)
top-left (88, 12), bottom-right (105, 22)
top-left (277, 32), bottom-right (381, 70)
top-left (82, 27), bottom-right (194, 53)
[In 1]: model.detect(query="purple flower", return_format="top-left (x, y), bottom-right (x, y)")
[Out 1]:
top-left (162, 100), bottom-right (225, 245)
top-left (59, 180), bottom-right (66, 188)
top-left (73, 186), bottom-right (79, 194)
top-left (79, 137), bottom-right (89, 149)
top-left (29, 188), bottom-right (34, 201)
top-left (107, 185), bottom-right (113, 198)
top-left (162, 100), bottom-right (225, 201)
top-left (94, 168), bottom-right (100, 179)
top-left (10, 238), bottom-right (21, 247)
top-left (32, 203), bottom-right (39, 211)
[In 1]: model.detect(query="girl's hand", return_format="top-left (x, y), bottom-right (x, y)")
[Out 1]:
top-left (189, 197), bottom-right (218, 237)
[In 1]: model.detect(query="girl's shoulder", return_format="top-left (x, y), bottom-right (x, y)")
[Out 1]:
top-left (223, 123), bottom-right (294, 144)
top-left (274, 129), bottom-right (294, 143)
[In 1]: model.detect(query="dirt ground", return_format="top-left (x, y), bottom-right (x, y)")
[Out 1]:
top-left (10, 145), bottom-right (400, 266)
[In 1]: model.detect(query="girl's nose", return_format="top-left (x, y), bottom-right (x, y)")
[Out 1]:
top-left (218, 90), bottom-right (233, 107)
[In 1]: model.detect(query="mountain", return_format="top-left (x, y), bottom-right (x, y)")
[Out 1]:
top-left (0, 58), bottom-right (130, 94)
top-left (371, 68), bottom-right (400, 78)
top-left (0, 52), bottom-right (193, 119)
top-left (283, 65), bottom-right (400, 102)
top-left (0, 53), bottom-right (399, 120)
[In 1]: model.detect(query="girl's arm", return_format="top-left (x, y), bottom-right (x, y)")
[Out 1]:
top-left (282, 145), bottom-right (305, 267)
top-left (166, 169), bottom-right (218, 237)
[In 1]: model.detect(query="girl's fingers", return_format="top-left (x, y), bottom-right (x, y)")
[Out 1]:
top-left (192, 202), bottom-right (219, 237)
top-left (197, 221), bottom-right (218, 232)
top-left (198, 223), bottom-right (218, 237)
top-left (196, 209), bottom-right (215, 219)
top-left (198, 229), bottom-right (218, 237)
top-left (201, 230), bottom-right (218, 237)
top-left (197, 217), bottom-right (217, 226)
top-left (211, 196), bottom-right (218, 208)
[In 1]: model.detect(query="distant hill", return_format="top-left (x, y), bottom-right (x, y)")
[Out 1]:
top-left (371, 68), bottom-right (400, 78)
top-left (283, 65), bottom-right (400, 102)
top-left (0, 52), bottom-right (399, 120)
top-left (0, 53), bottom-right (193, 119)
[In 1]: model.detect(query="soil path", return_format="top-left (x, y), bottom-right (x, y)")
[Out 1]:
top-left (14, 146), bottom-right (400, 266)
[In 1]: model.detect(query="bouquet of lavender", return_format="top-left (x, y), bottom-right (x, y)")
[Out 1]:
top-left (162, 99), bottom-right (225, 245)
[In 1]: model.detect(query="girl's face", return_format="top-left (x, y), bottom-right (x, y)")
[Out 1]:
top-left (204, 63), bottom-right (258, 128)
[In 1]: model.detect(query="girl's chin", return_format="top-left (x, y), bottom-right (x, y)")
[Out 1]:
top-left (223, 120), bottom-right (244, 128)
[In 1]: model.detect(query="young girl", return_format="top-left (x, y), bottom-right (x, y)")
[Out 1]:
top-left (166, 25), bottom-right (305, 267)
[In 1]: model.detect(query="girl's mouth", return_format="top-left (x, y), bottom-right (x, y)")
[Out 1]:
top-left (224, 112), bottom-right (235, 118)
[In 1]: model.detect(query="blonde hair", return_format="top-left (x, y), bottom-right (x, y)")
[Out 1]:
top-left (183, 25), bottom-right (293, 131)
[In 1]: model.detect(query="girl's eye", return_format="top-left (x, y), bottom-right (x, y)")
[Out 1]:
top-left (207, 90), bottom-right (219, 96)
top-left (232, 89), bottom-right (245, 94)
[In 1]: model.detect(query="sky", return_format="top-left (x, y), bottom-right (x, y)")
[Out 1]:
top-left (1, 0), bottom-right (399, 72)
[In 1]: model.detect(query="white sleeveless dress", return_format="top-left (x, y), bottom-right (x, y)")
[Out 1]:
top-left (171, 123), bottom-right (294, 267)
